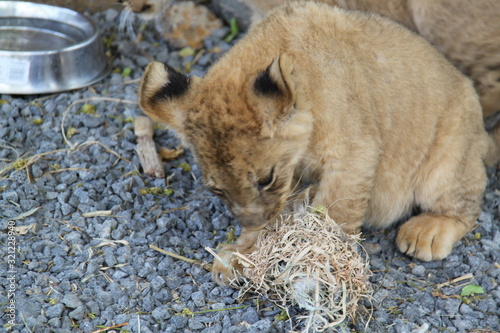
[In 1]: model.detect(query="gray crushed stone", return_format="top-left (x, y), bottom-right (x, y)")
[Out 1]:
top-left (0, 5), bottom-right (499, 333)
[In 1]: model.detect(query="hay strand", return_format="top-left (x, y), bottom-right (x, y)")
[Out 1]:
top-left (235, 209), bottom-right (372, 332)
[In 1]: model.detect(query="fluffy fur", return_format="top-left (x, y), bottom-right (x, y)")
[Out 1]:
top-left (244, 0), bottom-right (500, 117)
top-left (139, 1), bottom-right (500, 285)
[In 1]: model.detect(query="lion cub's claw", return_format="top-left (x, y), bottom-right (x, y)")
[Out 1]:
top-left (396, 214), bottom-right (468, 262)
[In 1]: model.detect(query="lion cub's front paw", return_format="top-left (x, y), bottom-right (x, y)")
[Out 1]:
top-left (210, 228), bottom-right (261, 286)
top-left (396, 214), bottom-right (470, 261)
top-left (211, 244), bottom-right (246, 286)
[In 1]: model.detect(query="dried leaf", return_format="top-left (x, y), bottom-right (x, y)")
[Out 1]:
top-left (159, 147), bottom-right (184, 161)
top-left (15, 223), bottom-right (37, 235)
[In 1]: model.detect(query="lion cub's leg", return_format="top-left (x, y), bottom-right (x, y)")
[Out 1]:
top-left (396, 155), bottom-right (486, 261)
top-left (211, 228), bottom-right (261, 285)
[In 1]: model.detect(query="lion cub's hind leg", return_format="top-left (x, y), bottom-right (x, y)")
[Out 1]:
top-left (396, 152), bottom-right (487, 261)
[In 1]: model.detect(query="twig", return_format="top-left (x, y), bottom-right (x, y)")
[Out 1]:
top-left (78, 140), bottom-right (130, 163)
top-left (99, 271), bottom-right (114, 284)
top-left (194, 304), bottom-right (249, 315)
top-left (149, 244), bottom-right (212, 271)
top-left (154, 205), bottom-right (190, 220)
top-left (134, 116), bottom-right (164, 178)
top-left (82, 210), bottom-right (113, 218)
top-left (90, 322), bottom-right (129, 333)
top-left (43, 167), bottom-right (92, 176)
top-left (124, 78), bottom-right (141, 85)
top-left (436, 273), bottom-right (474, 289)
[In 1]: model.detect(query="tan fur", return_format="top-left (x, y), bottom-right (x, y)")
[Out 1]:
top-left (139, 2), bottom-right (500, 285)
top-left (246, 0), bottom-right (500, 117)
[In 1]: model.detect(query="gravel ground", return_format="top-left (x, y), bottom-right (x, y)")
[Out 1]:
top-left (0, 5), bottom-right (499, 333)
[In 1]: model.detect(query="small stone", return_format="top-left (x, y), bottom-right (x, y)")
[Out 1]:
top-left (459, 303), bottom-right (474, 315)
top-left (45, 303), bottom-right (64, 318)
top-left (60, 203), bottom-right (75, 216)
top-left (60, 172), bottom-right (77, 185)
top-left (411, 265), bottom-right (425, 277)
top-left (55, 183), bottom-right (67, 191)
top-left (248, 319), bottom-right (272, 333)
top-left (46, 191), bottom-right (59, 200)
top-left (189, 317), bottom-right (205, 330)
top-left (191, 291), bottom-right (206, 307)
top-left (2, 190), bottom-right (18, 202)
top-left (241, 307), bottom-right (260, 325)
top-left (57, 191), bottom-right (70, 204)
top-left (152, 307), bottom-right (172, 321)
top-left (169, 315), bottom-right (188, 329)
top-left (68, 305), bottom-right (85, 320)
top-left (150, 275), bottom-right (166, 291)
top-left (61, 293), bottom-right (82, 308)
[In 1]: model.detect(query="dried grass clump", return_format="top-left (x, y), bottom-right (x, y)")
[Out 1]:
top-left (237, 209), bottom-right (372, 332)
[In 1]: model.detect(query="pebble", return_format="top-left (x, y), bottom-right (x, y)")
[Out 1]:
top-left (61, 293), bottom-right (82, 309)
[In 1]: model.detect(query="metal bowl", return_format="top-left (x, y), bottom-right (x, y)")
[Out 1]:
top-left (0, 1), bottom-right (110, 95)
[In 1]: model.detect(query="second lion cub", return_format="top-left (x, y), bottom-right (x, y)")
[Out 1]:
top-left (139, 2), bottom-right (500, 285)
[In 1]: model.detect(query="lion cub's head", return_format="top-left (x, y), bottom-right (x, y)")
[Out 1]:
top-left (139, 55), bottom-right (314, 230)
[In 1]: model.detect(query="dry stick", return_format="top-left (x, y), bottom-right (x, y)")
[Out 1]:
top-left (134, 116), bottom-right (165, 178)
top-left (81, 210), bottom-right (113, 218)
top-left (436, 272), bottom-right (474, 289)
top-left (90, 322), bottom-right (129, 333)
top-left (149, 244), bottom-right (212, 271)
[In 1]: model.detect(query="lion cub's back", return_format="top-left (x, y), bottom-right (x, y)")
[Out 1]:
top-left (254, 2), bottom-right (478, 118)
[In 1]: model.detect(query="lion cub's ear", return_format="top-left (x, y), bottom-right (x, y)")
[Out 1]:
top-left (254, 55), bottom-right (312, 138)
top-left (254, 54), bottom-right (295, 106)
top-left (139, 62), bottom-right (198, 132)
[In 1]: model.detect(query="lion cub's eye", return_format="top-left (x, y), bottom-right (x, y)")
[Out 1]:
top-left (257, 167), bottom-right (275, 191)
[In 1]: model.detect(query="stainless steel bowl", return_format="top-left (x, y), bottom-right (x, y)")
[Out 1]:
top-left (0, 1), bottom-right (110, 94)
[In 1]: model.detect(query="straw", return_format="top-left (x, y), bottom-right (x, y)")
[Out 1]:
top-left (235, 208), bottom-right (372, 332)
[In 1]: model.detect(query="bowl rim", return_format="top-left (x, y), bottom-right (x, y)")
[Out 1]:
top-left (0, 0), bottom-right (99, 55)
top-left (0, 1), bottom-right (110, 94)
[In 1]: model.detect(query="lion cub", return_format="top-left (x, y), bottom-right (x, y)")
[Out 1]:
top-left (140, 2), bottom-right (500, 285)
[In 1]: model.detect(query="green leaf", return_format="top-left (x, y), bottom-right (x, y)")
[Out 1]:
top-left (274, 309), bottom-right (289, 322)
top-left (460, 284), bottom-right (484, 297)
top-left (80, 103), bottom-right (96, 114)
top-left (178, 162), bottom-right (191, 173)
top-left (312, 205), bottom-right (325, 215)
top-left (32, 117), bottom-right (43, 125)
top-left (179, 47), bottom-right (195, 57)
top-left (224, 18), bottom-right (240, 43)
top-left (66, 126), bottom-right (78, 138)
top-left (122, 67), bottom-right (132, 78)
